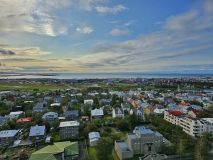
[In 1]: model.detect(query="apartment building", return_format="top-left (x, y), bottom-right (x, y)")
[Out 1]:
top-left (164, 110), bottom-right (213, 136)
top-left (59, 121), bottom-right (80, 140)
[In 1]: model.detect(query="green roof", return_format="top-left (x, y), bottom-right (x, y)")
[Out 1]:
top-left (29, 141), bottom-right (79, 160)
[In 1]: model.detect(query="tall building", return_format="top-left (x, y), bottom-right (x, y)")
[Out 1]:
top-left (164, 110), bottom-right (213, 136)
top-left (59, 121), bottom-right (79, 140)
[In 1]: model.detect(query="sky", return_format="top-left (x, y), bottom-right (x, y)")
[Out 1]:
top-left (0, 0), bottom-right (213, 73)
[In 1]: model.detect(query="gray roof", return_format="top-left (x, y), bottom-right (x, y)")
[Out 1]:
top-left (64, 110), bottom-right (79, 117)
top-left (29, 125), bottom-right (45, 136)
top-left (0, 116), bottom-right (6, 126)
top-left (127, 133), bottom-right (139, 139)
top-left (115, 140), bottom-right (133, 152)
top-left (135, 126), bottom-right (154, 135)
top-left (0, 130), bottom-right (19, 138)
top-left (88, 132), bottom-right (100, 140)
top-left (42, 112), bottom-right (58, 119)
top-left (121, 103), bottom-right (130, 108)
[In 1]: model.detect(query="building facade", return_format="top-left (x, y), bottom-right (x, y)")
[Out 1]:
top-left (59, 121), bottom-right (80, 140)
top-left (164, 110), bottom-right (213, 136)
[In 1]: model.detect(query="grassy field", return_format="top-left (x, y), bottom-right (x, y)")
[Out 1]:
top-left (88, 147), bottom-right (97, 160)
top-left (0, 83), bottom-right (69, 91)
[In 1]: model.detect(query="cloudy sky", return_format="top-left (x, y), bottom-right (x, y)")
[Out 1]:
top-left (0, 0), bottom-right (213, 73)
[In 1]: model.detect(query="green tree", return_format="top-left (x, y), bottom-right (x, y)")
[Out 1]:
top-left (96, 137), bottom-right (113, 160)
top-left (43, 121), bottom-right (51, 133)
top-left (176, 139), bottom-right (185, 160)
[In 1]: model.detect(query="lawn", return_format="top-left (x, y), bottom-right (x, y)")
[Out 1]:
top-left (88, 147), bottom-right (97, 160)
top-left (0, 83), bottom-right (68, 91)
top-left (115, 132), bottom-right (126, 139)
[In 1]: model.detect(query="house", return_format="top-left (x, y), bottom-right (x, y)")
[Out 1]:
top-left (32, 103), bottom-right (48, 113)
top-left (81, 116), bottom-right (89, 121)
top-left (42, 112), bottom-right (58, 125)
top-left (0, 116), bottom-right (7, 126)
top-left (115, 140), bottom-right (133, 160)
top-left (130, 108), bottom-right (145, 120)
top-left (91, 108), bottom-right (104, 120)
top-left (121, 103), bottom-right (131, 111)
top-left (29, 125), bottom-right (46, 142)
top-left (153, 108), bottom-right (165, 118)
top-left (112, 108), bottom-right (124, 119)
top-left (0, 130), bottom-right (19, 146)
top-left (63, 110), bottom-right (79, 121)
top-left (59, 121), bottom-right (80, 140)
top-left (9, 111), bottom-right (23, 120)
top-left (84, 99), bottom-right (94, 105)
top-left (188, 110), bottom-right (200, 118)
top-left (11, 106), bottom-right (24, 112)
top-left (88, 132), bottom-right (100, 146)
top-left (126, 126), bottom-right (163, 155)
top-left (16, 117), bottom-right (33, 128)
top-left (29, 141), bottom-right (79, 160)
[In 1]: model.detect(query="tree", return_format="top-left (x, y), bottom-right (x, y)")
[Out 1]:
top-left (116, 119), bottom-right (130, 131)
top-left (96, 137), bottom-right (113, 160)
top-left (84, 154), bottom-right (96, 160)
top-left (176, 139), bottom-right (185, 160)
top-left (43, 121), bottom-right (51, 133)
top-left (194, 135), bottom-right (211, 160)
top-left (113, 103), bottom-right (121, 108)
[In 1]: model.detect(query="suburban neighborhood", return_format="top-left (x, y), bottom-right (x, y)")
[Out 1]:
top-left (0, 76), bottom-right (212, 160)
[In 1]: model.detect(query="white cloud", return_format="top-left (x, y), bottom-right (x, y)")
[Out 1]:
top-left (109, 28), bottom-right (130, 36)
top-left (0, 0), bottom-right (71, 36)
top-left (95, 5), bottom-right (128, 14)
top-left (73, 0), bottom-right (213, 71)
top-left (76, 27), bottom-right (93, 34)
top-left (123, 20), bottom-right (135, 27)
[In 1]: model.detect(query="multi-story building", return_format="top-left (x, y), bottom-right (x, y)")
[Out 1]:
top-left (42, 112), bottom-right (58, 125)
top-left (126, 126), bottom-right (163, 155)
top-left (59, 121), bottom-right (80, 140)
top-left (164, 110), bottom-right (213, 136)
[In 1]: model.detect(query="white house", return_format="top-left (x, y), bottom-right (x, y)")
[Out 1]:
top-left (9, 111), bottom-right (23, 120)
top-left (88, 132), bottom-right (100, 146)
top-left (112, 108), bottom-right (124, 119)
top-left (84, 99), bottom-right (94, 105)
top-left (91, 108), bottom-right (104, 120)
top-left (130, 108), bottom-right (145, 120)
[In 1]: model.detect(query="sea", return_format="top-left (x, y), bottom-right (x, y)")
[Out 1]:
top-left (1, 72), bottom-right (213, 79)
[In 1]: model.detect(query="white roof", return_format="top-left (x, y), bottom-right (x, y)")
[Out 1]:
top-left (0, 130), bottom-right (19, 138)
top-left (9, 111), bottom-right (23, 115)
top-left (202, 118), bottom-right (213, 124)
top-left (50, 103), bottom-right (60, 107)
top-left (59, 121), bottom-right (80, 127)
top-left (154, 108), bottom-right (165, 114)
top-left (88, 132), bottom-right (100, 139)
top-left (91, 108), bottom-right (103, 116)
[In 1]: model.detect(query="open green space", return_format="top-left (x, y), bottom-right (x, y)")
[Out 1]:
top-left (0, 83), bottom-right (68, 91)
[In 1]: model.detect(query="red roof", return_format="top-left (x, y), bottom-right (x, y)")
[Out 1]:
top-left (16, 117), bottom-right (33, 123)
top-left (192, 110), bottom-right (200, 116)
top-left (82, 116), bottom-right (89, 119)
top-left (169, 110), bottom-right (182, 116)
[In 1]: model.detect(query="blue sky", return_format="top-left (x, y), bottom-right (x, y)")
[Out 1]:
top-left (0, 0), bottom-right (213, 73)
